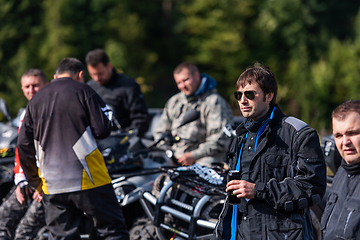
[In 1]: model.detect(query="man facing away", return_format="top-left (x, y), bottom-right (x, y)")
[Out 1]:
top-left (0, 69), bottom-right (48, 240)
top-left (212, 64), bottom-right (326, 240)
top-left (154, 62), bottom-right (233, 167)
top-left (85, 49), bottom-right (149, 136)
top-left (17, 58), bottom-right (129, 239)
top-left (321, 100), bottom-right (360, 239)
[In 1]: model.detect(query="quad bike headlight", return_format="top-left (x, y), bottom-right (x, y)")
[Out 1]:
top-left (165, 149), bottom-right (173, 159)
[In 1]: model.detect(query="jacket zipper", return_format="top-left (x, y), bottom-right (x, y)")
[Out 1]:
top-left (344, 210), bottom-right (354, 235)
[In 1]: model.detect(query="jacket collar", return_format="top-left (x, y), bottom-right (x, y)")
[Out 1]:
top-left (235, 105), bottom-right (283, 137)
top-left (182, 88), bottom-right (217, 102)
top-left (341, 159), bottom-right (360, 176)
top-left (51, 77), bottom-right (73, 83)
top-left (104, 68), bottom-right (118, 86)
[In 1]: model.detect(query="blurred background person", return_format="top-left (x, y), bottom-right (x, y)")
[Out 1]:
top-left (154, 62), bottom-right (233, 167)
top-left (17, 58), bottom-right (129, 239)
top-left (86, 49), bottom-right (149, 136)
top-left (0, 68), bottom-right (48, 240)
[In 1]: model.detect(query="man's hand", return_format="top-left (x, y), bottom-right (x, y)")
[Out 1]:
top-left (177, 152), bottom-right (196, 166)
top-left (32, 190), bottom-right (43, 203)
top-left (15, 185), bottom-right (25, 204)
top-left (16, 182), bottom-right (42, 204)
top-left (226, 180), bottom-right (255, 199)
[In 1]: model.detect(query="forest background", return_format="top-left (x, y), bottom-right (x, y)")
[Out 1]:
top-left (1, 0), bottom-right (360, 135)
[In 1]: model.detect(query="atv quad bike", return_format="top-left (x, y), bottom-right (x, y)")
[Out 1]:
top-left (136, 163), bottom-right (227, 240)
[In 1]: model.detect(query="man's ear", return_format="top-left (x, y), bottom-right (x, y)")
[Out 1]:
top-left (54, 74), bottom-right (58, 79)
top-left (107, 62), bottom-right (113, 70)
top-left (266, 92), bottom-right (274, 103)
top-left (78, 71), bottom-right (85, 83)
top-left (194, 71), bottom-right (201, 82)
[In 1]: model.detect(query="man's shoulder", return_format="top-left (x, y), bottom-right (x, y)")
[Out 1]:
top-left (31, 78), bottom-right (77, 98)
top-left (202, 91), bottom-right (232, 111)
top-left (203, 91), bottom-right (227, 102)
top-left (332, 166), bottom-right (346, 183)
top-left (114, 73), bottom-right (139, 87)
top-left (283, 116), bottom-right (309, 132)
top-left (166, 92), bottom-right (185, 105)
top-left (87, 79), bottom-right (98, 88)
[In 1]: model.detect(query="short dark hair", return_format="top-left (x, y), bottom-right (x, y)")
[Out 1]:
top-left (173, 62), bottom-right (199, 76)
top-left (21, 68), bottom-right (47, 83)
top-left (55, 58), bottom-right (86, 78)
top-left (332, 100), bottom-right (360, 121)
top-left (85, 49), bottom-right (110, 67)
top-left (236, 63), bottom-right (277, 107)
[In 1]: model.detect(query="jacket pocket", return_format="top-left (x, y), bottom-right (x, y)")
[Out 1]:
top-left (266, 214), bottom-right (304, 240)
top-left (265, 154), bottom-right (289, 181)
top-left (320, 193), bottom-right (338, 231)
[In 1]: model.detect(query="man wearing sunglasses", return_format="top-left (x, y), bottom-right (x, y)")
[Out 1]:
top-left (212, 64), bottom-right (326, 240)
top-left (154, 62), bottom-right (233, 167)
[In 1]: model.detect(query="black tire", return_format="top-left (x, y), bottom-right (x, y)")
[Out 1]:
top-left (122, 200), bottom-right (146, 230)
top-left (129, 217), bottom-right (158, 240)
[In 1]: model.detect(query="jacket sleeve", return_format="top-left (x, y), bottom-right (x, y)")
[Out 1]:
top-left (14, 112), bottom-right (27, 185)
top-left (254, 127), bottom-right (327, 211)
top-left (191, 96), bottom-right (233, 160)
top-left (17, 107), bottom-right (42, 191)
top-left (14, 148), bottom-right (27, 185)
top-left (86, 91), bottom-right (112, 139)
top-left (212, 197), bottom-right (232, 240)
top-left (153, 99), bottom-right (172, 141)
top-left (212, 138), bottom-right (239, 240)
top-left (125, 84), bottom-right (149, 136)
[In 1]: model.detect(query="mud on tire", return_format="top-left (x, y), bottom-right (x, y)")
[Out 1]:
top-left (129, 217), bottom-right (158, 240)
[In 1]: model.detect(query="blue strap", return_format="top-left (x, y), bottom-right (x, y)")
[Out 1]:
top-left (254, 106), bottom-right (276, 151)
top-left (230, 107), bottom-right (276, 240)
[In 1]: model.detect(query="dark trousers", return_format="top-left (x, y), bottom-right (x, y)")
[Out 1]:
top-left (42, 184), bottom-right (129, 240)
top-left (0, 186), bottom-right (45, 240)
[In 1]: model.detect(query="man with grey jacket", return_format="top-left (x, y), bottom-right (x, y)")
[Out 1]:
top-left (154, 62), bottom-right (233, 167)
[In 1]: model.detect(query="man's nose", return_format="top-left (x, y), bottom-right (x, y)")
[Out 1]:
top-left (240, 94), bottom-right (248, 103)
top-left (343, 135), bottom-right (351, 146)
top-left (178, 82), bottom-right (184, 90)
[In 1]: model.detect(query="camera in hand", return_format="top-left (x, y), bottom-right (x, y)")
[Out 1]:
top-left (227, 170), bottom-right (241, 205)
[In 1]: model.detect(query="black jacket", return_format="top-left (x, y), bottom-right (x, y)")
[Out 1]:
top-left (321, 160), bottom-right (360, 240)
top-left (18, 78), bottom-right (112, 194)
top-left (212, 106), bottom-right (326, 240)
top-left (87, 68), bottom-right (149, 136)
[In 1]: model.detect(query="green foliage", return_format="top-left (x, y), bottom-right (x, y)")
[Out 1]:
top-left (0, 0), bottom-right (360, 133)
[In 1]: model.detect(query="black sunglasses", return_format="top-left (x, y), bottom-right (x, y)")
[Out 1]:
top-left (234, 91), bottom-right (256, 101)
